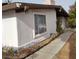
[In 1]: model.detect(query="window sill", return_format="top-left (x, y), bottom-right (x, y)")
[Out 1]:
top-left (34, 32), bottom-right (48, 39)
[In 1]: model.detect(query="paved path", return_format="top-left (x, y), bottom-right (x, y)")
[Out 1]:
top-left (26, 31), bottom-right (73, 59)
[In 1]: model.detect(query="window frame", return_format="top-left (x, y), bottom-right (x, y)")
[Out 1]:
top-left (34, 14), bottom-right (47, 37)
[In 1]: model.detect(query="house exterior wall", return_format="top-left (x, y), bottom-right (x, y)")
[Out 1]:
top-left (16, 12), bottom-right (34, 47)
top-left (32, 9), bottom-right (57, 37)
top-left (2, 10), bottom-right (18, 47)
top-left (16, 9), bottom-right (57, 47)
top-left (2, 9), bottom-right (57, 48)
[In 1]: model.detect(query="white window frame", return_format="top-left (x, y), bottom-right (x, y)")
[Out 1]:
top-left (34, 14), bottom-right (47, 38)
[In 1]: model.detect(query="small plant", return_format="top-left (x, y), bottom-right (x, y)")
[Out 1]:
top-left (2, 47), bottom-right (15, 59)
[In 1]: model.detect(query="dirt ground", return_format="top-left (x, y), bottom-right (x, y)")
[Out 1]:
top-left (52, 32), bottom-right (76, 59)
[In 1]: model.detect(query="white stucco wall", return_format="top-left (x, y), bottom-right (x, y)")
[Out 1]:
top-left (16, 12), bottom-right (34, 47)
top-left (2, 10), bottom-right (18, 47)
top-left (45, 10), bottom-right (57, 34)
top-left (32, 9), bottom-right (57, 39)
top-left (16, 9), bottom-right (57, 47)
top-left (2, 9), bottom-right (57, 48)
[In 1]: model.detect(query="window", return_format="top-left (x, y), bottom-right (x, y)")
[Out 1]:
top-left (34, 14), bottom-right (47, 35)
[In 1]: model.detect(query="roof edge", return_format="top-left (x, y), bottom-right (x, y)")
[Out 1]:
top-left (2, 2), bottom-right (69, 17)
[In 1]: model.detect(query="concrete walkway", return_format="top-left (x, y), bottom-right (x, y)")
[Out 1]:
top-left (26, 31), bottom-right (73, 59)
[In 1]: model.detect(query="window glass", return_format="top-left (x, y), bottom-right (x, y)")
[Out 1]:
top-left (34, 14), bottom-right (46, 35)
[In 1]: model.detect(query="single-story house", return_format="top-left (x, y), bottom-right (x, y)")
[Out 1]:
top-left (2, 1), bottom-right (68, 48)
